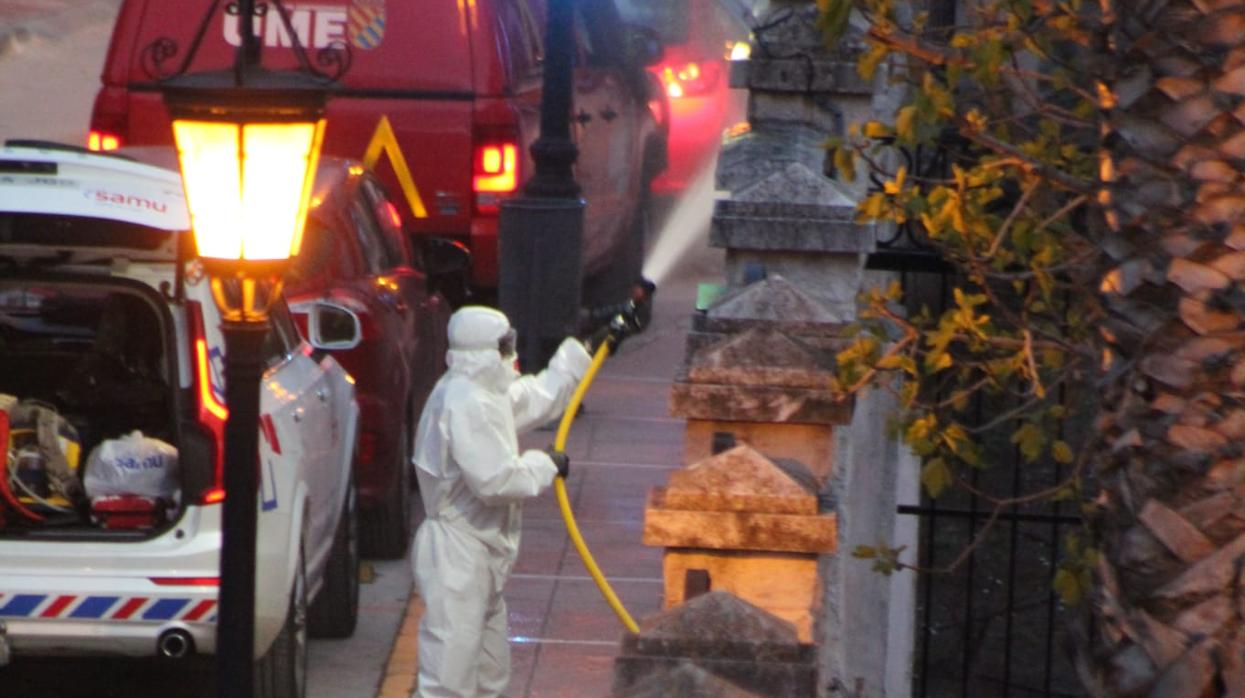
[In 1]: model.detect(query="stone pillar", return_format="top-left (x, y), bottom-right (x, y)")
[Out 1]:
top-left (677, 276), bottom-right (849, 476)
top-left (630, 1), bottom-right (917, 694)
top-left (643, 444), bottom-right (836, 641)
top-left (711, 0), bottom-right (875, 319)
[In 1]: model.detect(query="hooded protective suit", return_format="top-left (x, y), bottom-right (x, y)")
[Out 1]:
top-left (410, 307), bottom-right (590, 697)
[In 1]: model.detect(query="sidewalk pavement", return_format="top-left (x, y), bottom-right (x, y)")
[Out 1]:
top-left (378, 255), bottom-right (714, 697)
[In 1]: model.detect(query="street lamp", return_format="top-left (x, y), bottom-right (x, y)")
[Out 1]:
top-left (498, 0), bottom-right (584, 371)
top-left (156, 2), bottom-right (330, 696)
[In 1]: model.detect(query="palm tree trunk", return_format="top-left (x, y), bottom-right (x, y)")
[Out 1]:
top-left (1091, 0), bottom-right (1245, 693)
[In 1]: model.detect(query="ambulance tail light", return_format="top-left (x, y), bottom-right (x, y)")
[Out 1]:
top-left (151, 576), bottom-right (220, 587)
top-left (88, 88), bottom-right (129, 152)
top-left (188, 300), bottom-right (227, 505)
top-left (472, 125), bottom-right (520, 215)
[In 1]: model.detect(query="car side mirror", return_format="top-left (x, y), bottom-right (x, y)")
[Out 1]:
top-left (304, 301), bottom-right (362, 351)
top-left (624, 25), bottom-right (664, 67)
top-left (421, 237), bottom-right (471, 307)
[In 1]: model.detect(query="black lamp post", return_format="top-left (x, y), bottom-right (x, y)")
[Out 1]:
top-left (498, 0), bottom-right (584, 370)
top-left (156, 2), bottom-right (330, 696)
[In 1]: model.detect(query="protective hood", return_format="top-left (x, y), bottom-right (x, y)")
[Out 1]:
top-left (446, 347), bottom-right (518, 394)
top-left (448, 306), bottom-right (510, 351)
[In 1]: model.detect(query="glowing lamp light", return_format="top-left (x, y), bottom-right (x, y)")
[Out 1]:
top-left (173, 119), bottom-right (324, 262)
top-left (163, 69), bottom-right (328, 321)
top-left (168, 101), bottom-right (325, 267)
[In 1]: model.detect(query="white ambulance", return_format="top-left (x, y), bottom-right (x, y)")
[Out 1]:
top-left (0, 142), bottom-right (361, 697)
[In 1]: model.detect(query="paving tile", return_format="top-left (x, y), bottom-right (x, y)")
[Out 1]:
top-left (572, 471), bottom-right (658, 523)
top-left (541, 578), bottom-right (665, 643)
top-left (506, 575), bottom-right (558, 640)
top-left (506, 640), bottom-right (540, 697)
top-left (587, 418), bottom-right (686, 465)
top-left (558, 519), bottom-right (663, 579)
top-left (523, 643), bottom-right (621, 698)
top-left (512, 517), bottom-right (572, 576)
top-left (580, 462), bottom-right (675, 493)
top-left (569, 491), bottom-right (651, 524)
top-left (573, 376), bottom-right (676, 419)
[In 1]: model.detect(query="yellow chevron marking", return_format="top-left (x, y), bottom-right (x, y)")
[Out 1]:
top-left (362, 115), bottom-right (428, 219)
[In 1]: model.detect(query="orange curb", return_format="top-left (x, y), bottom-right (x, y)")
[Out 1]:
top-left (377, 589), bottom-right (425, 698)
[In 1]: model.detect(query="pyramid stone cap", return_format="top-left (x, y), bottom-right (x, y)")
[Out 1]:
top-left (611, 660), bottom-right (760, 698)
top-left (640, 591), bottom-right (799, 644)
top-left (666, 445), bottom-right (816, 515)
top-left (709, 275), bottom-right (839, 325)
top-left (687, 327), bottom-right (835, 389)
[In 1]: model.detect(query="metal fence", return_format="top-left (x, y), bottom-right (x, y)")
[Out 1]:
top-left (874, 263), bottom-right (1087, 697)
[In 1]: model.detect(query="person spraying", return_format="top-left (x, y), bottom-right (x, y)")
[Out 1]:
top-left (408, 305), bottom-right (638, 697)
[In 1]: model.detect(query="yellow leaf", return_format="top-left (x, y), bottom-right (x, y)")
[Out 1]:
top-left (876, 354), bottom-right (904, 370)
top-left (921, 458), bottom-right (952, 498)
top-left (863, 121), bottom-right (891, 138)
top-left (1052, 441), bottom-right (1073, 464)
top-left (883, 166), bottom-right (908, 195)
top-left (896, 106), bottom-right (918, 141)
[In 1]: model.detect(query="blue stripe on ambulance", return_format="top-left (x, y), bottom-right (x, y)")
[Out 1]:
top-left (70, 596), bottom-right (120, 619)
top-left (0, 595), bottom-right (44, 616)
top-left (143, 598), bottom-right (189, 620)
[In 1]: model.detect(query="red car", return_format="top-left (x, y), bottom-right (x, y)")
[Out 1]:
top-left (89, 0), bottom-right (666, 306)
top-left (617, 0), bottom-right (749, 195)
top-left (286, 160), bottom-right (463, 559)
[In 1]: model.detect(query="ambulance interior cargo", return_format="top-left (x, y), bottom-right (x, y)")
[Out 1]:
top-left (0, 213), bottom-right (196, 537)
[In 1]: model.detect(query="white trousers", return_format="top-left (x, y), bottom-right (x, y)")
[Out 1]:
top-left (412, 520), bottom-right (512, 698)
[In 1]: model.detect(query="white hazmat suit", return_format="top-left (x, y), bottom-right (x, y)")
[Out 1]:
top-left (410, 306), bottom-right (590, 697)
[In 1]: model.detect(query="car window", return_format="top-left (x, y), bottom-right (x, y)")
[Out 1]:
top-left (496, 0), bottom-right (541, 82)
top-left (360, 179), bottom-right (411, 269)
top-left (576, 0), bottom-right (628, 68)
top-left (518, 0), bottom-right (545, 63)
top-left (271, 300), bottom-right (302, 352)
top-left (349, 196), bottom-right (393, 274)
top-left (0, 213), bottom-right (171, 249)
top-left (287, 221), bottom-right (333, 286)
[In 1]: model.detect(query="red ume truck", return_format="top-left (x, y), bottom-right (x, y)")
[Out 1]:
top-left (90, 0), bottom-right (666, 300)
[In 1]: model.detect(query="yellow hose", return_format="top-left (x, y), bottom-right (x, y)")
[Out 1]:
top-left (552, 341), bottom-right (640, 633)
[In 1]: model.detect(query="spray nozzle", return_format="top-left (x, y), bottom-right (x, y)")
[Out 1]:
top-left (581, 278), bottom-right (657, 353)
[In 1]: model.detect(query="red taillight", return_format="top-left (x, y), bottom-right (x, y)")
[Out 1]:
top-left (658, 61), bottom-right (722, 99)
top-left (472, 126), bottom-right (520, 214)
top-left (150, 576), bottom-right (220, 586)
top-left (87, 130), bottom-right (122, 152)
top-left (87, 88), bottom-right (128, 151)
top-left (188, 301), bottom-right (227, 505)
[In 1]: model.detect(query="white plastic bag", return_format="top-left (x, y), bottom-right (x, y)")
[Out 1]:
top-left (83, 431), bottom-right (179, 501)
